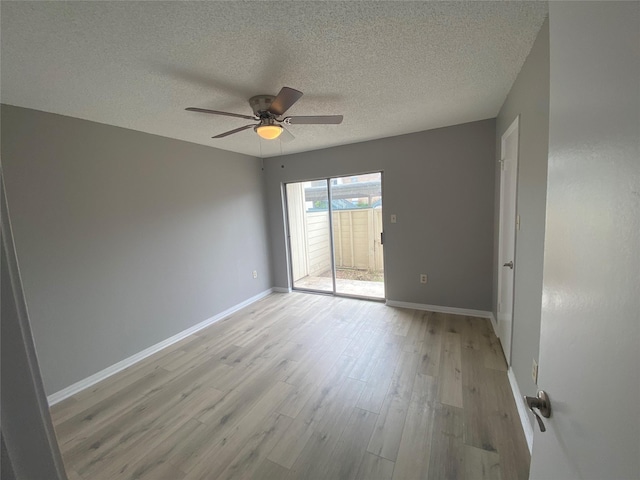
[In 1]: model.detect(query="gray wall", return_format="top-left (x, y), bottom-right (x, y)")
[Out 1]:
top-left (1, 105), bottom-right (273, 395)
top-left (264, 120), bottom-right (496, 311)
top-left (493, 18), bottom-right (549, 423)
top-left (2, 432), bottom-right (18, 480)
top-left (1, 172), bottom-right (67, 479)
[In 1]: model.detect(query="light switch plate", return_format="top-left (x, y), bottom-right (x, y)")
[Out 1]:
top-left (391, 214), bottom-right (397, 224)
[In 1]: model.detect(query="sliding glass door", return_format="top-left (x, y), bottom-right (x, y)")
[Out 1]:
top-left (332, 173), bottom-right (384, 298)
top-left (286, 180), bottom-right (334, 293)
top-left (285, 172), bottom-right (384, 300)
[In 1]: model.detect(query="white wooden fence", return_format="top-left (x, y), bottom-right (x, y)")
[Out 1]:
top-left (306, 211), bottom-right (332, 277)
top-left (332, 209), bottom-right (384, 272)
top-left (288, 203), bottom-right (384, 282)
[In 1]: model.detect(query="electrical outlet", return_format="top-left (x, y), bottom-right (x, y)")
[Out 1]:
top-left (532, 359), bottom-right (539, 384)
top-left (420, 274), bottom-right (427, 284)
top-left (252, 270), bottom-right (258, 279)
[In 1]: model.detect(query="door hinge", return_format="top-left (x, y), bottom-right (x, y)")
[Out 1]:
top-left (380, 232), bottom-right (384, 245)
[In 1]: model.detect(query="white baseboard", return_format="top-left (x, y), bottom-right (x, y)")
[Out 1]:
top-left (507, 367), bottom-right (534, 453)
top-left (385, 300), bottom-right (492, 319)
top-left (47, 288), bottom-right (276, 406)
top-left (272, 286), bottom-right (291, 293)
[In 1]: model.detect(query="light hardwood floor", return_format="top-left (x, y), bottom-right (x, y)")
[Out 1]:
top-left (50, 293), bottom-right (530, 480)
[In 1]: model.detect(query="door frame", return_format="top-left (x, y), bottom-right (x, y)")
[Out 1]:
top-left (497, 116), bottom-right (520, 365)
top-left (1, 170), bottom-right (68, 479)
top-left (283, 170), bottom-right (386, 301)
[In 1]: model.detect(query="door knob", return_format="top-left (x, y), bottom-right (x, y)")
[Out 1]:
top-left (524, 390), bottom-right (551, 432)
top-left (503, 261), bottom-right (514, 269)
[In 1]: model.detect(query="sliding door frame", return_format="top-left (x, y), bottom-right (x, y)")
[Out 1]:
top-left (283, 178), bottom-right (333, 295)
top-left (326, 178), bottom-right (338, 295)
top-left (283, 170), bottom-right (386, 301)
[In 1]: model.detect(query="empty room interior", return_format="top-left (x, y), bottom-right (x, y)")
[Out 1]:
top-left (2, 2), bottom-right (638, 480)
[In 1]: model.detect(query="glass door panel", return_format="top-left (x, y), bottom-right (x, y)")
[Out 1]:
top-left (286, 180), bottom-right (334, 293)
top-left (330, 173), bottom-right (384, 299)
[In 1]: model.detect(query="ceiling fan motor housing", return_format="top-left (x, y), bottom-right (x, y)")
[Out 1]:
top-left (249, 95), bottom-right (276, 117)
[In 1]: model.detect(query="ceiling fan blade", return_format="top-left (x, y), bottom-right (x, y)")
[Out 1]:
top-left (283, 115), bottom-right (343, 125)
top-left (268, 87), bottom-right (303, 116)
top-left (212, 124), bottom-right (255, 138)
top-left (186, 107), bottom-right (256, 121)
top-left (279, 127), bottom-right (295, 143)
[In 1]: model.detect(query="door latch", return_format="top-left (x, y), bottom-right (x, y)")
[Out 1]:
top-left (524, 390), bottom-right (551, 432)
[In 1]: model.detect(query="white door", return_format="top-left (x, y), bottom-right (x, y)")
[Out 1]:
top-left (529, 3), bottom-right (639, 478)
top-left (497, 116), bottom-right (519, 364)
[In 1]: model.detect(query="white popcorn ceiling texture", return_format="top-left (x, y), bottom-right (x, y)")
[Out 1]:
top-left (1, 1), bottom-right (547, 158)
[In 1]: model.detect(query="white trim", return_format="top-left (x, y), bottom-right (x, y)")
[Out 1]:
top-left (507, 367), bottom-right (534, 453)
top-left (501, 115), bottom-right (520, 155)
top-left (272, 286), bottom-right (291, 293)
top-left (490, 312), bottom-right (499, 338)
top-left (47, 288), bottom-right (276, 406)
top-left (384, 300), bottom-right (492, 319)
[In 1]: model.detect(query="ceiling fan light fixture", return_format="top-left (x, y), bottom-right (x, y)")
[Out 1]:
top-left (255, 124), bottom-right (283, 140)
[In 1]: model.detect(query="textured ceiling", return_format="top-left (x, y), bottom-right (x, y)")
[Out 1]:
top-left (1, 1), bottom-right (547, 158)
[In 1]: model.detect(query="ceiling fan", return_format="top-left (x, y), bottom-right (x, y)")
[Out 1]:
top-left (186, 87), bottom-right (343, 141)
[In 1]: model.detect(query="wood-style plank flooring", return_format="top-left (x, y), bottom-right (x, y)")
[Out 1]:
top-left (50, 293), bottom-right (530, 480)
